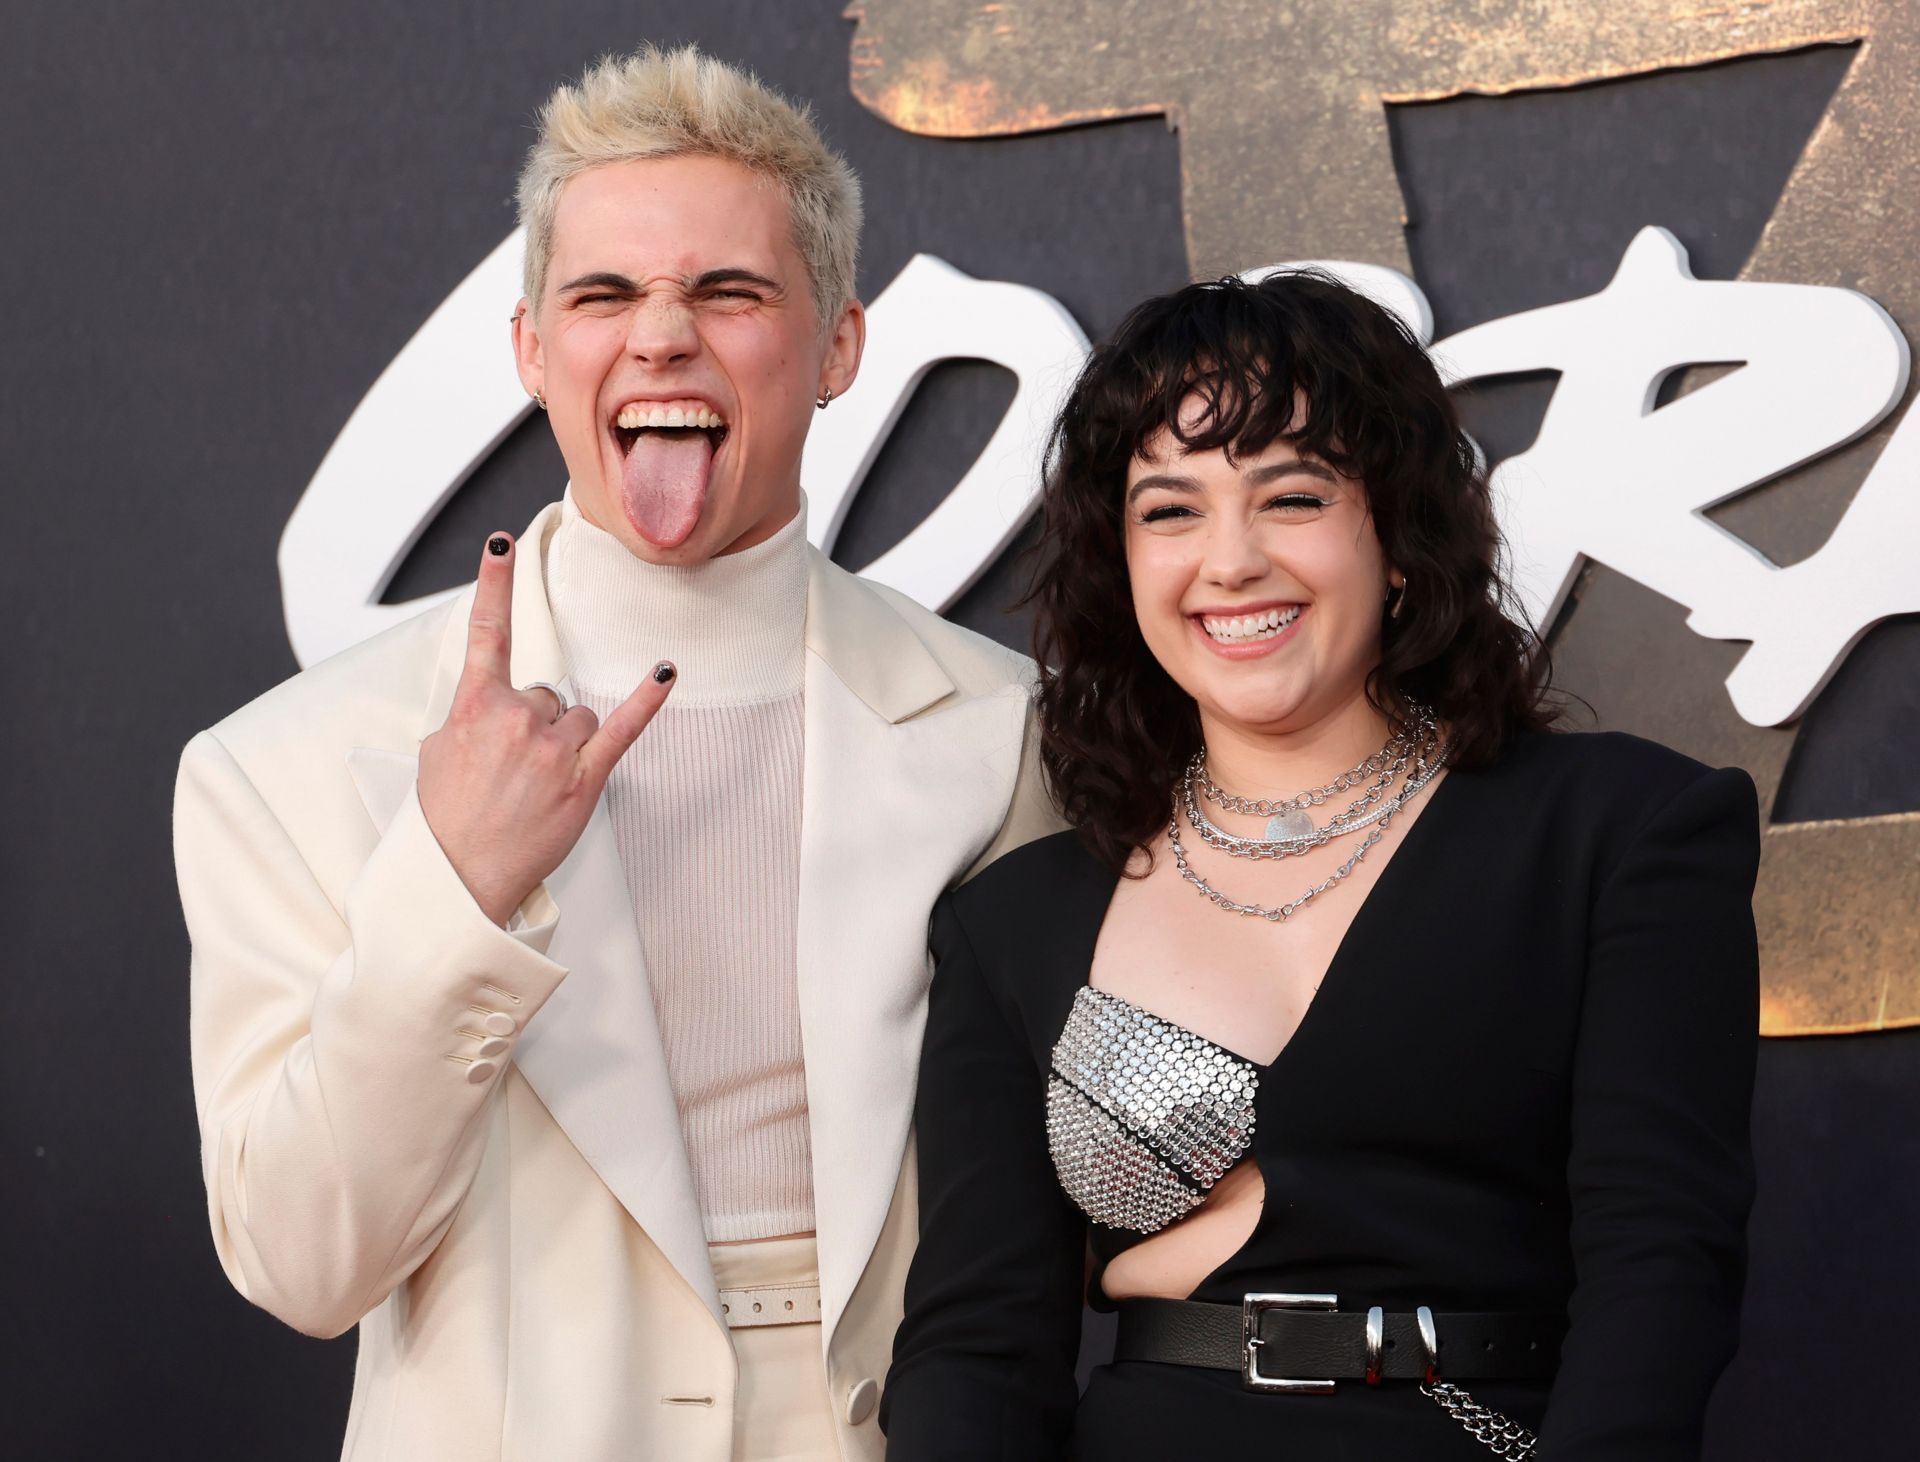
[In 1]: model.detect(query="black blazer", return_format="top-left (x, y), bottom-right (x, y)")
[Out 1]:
top-left (884, 730), bottom-right (1761, 1461)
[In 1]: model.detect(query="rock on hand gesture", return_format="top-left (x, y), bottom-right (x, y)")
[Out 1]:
top-left (417, 533), bottom-right (674, 925)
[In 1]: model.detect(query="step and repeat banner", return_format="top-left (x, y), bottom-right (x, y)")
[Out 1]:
top-left (8, 2), bottom-right (1917, 1456)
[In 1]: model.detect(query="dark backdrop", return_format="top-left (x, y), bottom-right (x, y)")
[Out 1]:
top-left (4, 3), bottom-right (1914, 1457)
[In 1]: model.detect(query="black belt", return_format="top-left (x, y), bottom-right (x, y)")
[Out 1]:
top-left (1113, 1293), bottom-right (1565, 1394)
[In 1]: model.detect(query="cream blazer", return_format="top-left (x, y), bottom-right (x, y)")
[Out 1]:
top-left (176, 502), bottom-right (1062, 1461)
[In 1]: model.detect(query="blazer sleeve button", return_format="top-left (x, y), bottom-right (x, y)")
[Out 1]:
top-left (465, 1059), bottom-right (500, 1085)
top-left (481, 1011), bottom-right (518, 1037)
top-left (844, 1377), bottom-right (879, 1425)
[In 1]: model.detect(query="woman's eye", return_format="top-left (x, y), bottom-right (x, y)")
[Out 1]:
top-left (1139, 504), bottom-right (1195, 523)
top-left (1266, 494), bottom-right (1326, 512)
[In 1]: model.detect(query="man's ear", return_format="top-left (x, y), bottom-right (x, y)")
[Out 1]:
top-left (511, 297), bottom-right (544, 402)
top-left (819, 298), bottom-right (866, 400)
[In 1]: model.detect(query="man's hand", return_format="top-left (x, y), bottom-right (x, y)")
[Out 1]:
top-left (417, 533), bottom-right (674, 925)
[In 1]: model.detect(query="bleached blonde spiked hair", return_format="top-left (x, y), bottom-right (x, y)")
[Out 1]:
top-left (516, 44), bottom-right (863, 333)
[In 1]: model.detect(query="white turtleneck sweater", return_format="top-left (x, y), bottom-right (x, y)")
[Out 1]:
top-left (545, 491), bottom-right (812, 1243)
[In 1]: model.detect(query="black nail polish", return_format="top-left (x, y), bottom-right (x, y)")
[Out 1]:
top-left (487, 535), bottom-right (510, 556)
top-left (653, 663), bottom-right (676, 684)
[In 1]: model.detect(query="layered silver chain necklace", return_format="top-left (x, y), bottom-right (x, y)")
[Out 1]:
top-left (1188, 706), bottom-right (1436, 856)
top-left (1196, 713), bottom-right (1423, 842)
top-left (1167, 708), bottom-right (1451, 923)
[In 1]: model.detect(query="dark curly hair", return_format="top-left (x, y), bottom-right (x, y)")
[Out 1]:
top-left (1028, 271), bottom-right (1558, 873)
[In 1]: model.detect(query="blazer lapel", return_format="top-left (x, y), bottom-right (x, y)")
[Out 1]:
top-left (355, 500), bottom-right (721, 1329)
top-left (521, 804), bottom-right (720, 1328)
top-left (798, 554), bottom-right (1032, 1348)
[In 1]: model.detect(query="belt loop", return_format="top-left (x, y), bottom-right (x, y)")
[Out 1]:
top-left (1415, 1305), bottom-right (1441, 1385)
top-left (1363, 1306), bottom-right (1385, 1385)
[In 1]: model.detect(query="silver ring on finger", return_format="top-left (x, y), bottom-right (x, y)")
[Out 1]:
top-left (519, 680), bottom-right (569, 722)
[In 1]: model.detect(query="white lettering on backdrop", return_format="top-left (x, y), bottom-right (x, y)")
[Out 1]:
top-left (281, 227), bottom-right (1914, 728)
top-left (1430, 227), bottom-right (1911, 728)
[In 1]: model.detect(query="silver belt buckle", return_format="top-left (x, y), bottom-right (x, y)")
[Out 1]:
top-left (1241, 1292), bottom-right (1339, 1394)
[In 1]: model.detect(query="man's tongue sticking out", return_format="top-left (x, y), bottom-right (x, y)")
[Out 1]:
top-left (622, 430), bottom-right (715, 548)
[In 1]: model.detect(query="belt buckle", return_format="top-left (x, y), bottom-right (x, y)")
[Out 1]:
top-left (1240, 1292), bottom-right (1339, 1394)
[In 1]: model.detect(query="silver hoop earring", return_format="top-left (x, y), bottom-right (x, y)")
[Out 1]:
top-left (534, 391), bottom-right (547, 411)
top-left (815, 387), bottom-right (833, 410)
top-left (1389, 579), bottom-right (1407, 620)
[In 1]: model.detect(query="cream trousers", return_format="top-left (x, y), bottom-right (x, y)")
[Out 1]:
top-left (710, 1235), bottom-right (842, 1462)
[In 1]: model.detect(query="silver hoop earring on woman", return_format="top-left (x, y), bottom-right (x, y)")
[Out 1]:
top-left (816, 387), bottom-right (833, 410)
top-left (1388, 579), bottom-right (1407, 620)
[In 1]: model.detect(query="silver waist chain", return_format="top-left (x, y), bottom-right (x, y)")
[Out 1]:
top-left (1421, 1381), bottom-right (1539, 1459)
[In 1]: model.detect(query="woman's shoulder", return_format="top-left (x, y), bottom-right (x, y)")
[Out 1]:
top-left (1466, 727), bottom-right (1759, 862)
top-left (939, 829), bottom-right (1115, 982)
top-left (1479, 726), bottom-right (1744, 804)
top-left (950, 828), bottom-right (1110, 922)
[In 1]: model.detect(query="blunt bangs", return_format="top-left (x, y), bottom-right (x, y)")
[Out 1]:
top-left (1091, 271), bottom-right (1432, 491)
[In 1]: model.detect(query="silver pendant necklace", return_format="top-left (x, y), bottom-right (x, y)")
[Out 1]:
top-left (1262, 806), bottom-right (1318, 841)
top-left (1197, 710), bottom-right (1429, 830)
top-left (1182, 747), bottom-right (1427, 859)
top-left (1185, 708), bottom-right (1439, 860)
top-left (1168, 734), bottom-right (1453, 921)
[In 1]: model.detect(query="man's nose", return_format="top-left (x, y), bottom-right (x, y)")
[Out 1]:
top-left (625, 297), bottom-right (700, 365)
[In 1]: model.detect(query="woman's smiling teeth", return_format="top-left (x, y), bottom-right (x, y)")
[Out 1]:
top-left (1199, 605), bottom-right (1303, 643)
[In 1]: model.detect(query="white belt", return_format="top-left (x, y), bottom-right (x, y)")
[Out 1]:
top-left (719, 1280), bottom-right (822, 1329)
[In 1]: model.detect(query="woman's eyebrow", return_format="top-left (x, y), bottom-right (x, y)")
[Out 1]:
top-left (1126, 459), bottom-right (1336, 503)
top-left (1125, 474), bottom-right (1201, 504)
top-left (1245, 459), bottom-right (1337, 486)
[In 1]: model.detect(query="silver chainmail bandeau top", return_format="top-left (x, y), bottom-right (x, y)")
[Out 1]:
top-left (1045, 986), bottom-right (1260, 1234)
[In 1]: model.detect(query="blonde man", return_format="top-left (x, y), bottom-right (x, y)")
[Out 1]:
top-left (177, 45), bottom-right (1059, 1461)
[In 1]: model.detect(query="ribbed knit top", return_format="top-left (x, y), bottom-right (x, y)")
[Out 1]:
top-left (545, 491), bottom-right (813, 1242)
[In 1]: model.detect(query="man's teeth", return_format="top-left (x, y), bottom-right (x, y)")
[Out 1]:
top-left (614, 401), bottom-right (726, 430)
top-left (1200, 606), bottom-right (1302, 643)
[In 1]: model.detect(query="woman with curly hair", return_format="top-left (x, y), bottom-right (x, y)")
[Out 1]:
top-left (882, 273), bottom-right (1760, 1460)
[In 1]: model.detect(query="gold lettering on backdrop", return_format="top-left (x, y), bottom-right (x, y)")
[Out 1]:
top-left (845, 1), bottom-right (1920, 1036)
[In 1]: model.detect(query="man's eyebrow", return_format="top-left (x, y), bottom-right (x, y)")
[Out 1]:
top-left (555, 271), bottom-right (639, 295)
top-left (553, 268), bottom-right (783, 297)
top-left (690, 267), bottom-right (783, 293)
